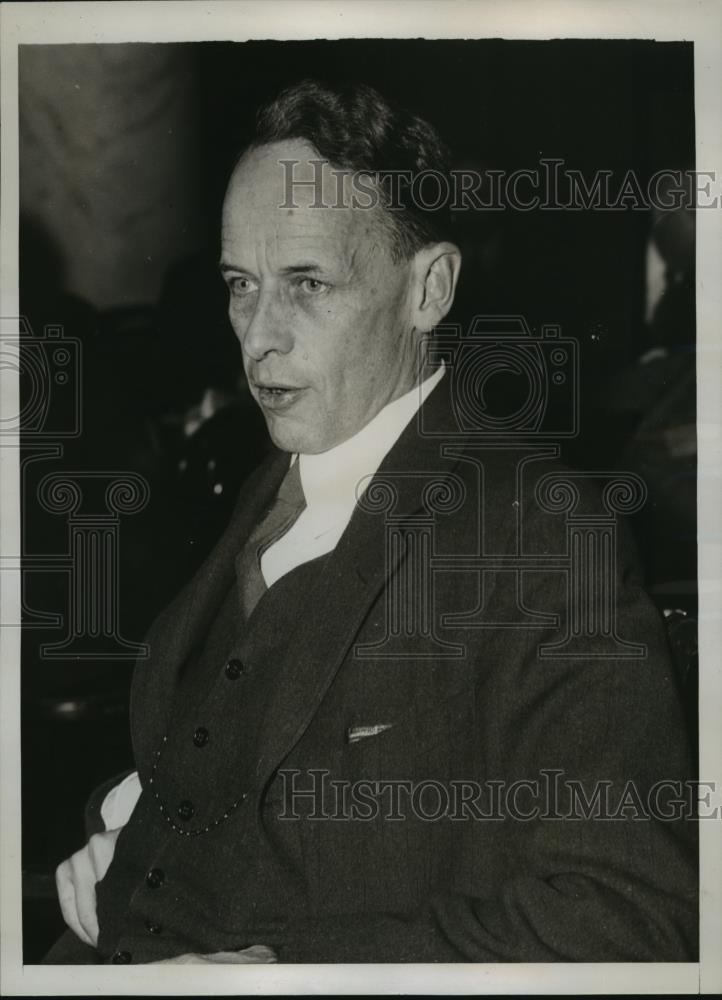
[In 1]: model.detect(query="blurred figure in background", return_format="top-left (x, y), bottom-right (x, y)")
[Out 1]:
top-left (598, 170), bottom-right (696, 599)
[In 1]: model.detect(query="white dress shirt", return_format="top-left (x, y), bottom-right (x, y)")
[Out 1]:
top-left (100, 364), bottom-right (445, 831)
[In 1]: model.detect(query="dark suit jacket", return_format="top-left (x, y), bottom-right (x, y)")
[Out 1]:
top-left (79, 375), bottom-right (697, 963)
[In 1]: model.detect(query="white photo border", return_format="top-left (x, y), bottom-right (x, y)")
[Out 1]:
top-left (1, 1), bottom-right (720, 995)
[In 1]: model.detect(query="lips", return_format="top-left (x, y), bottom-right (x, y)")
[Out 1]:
top-left (252, 380), bottom-right (306, 411)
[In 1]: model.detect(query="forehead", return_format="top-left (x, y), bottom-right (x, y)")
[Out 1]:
top-left (221, 139), bottom-right (390, 264)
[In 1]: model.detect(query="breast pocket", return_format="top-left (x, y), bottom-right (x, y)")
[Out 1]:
top-left (342, 680), bottom-right (480, 783)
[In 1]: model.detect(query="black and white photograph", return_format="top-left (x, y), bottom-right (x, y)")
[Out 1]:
top-left (1, 1), bottom-right (720, 994)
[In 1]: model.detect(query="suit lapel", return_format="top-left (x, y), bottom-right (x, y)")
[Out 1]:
top-left (131, 446), bottom-right (289, 766)
top-left (169, 448), bottom-right (290, 659)
top-left (253, 375), bottom-right (468, 786)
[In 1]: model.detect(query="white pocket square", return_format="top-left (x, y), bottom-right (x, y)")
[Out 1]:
top-left (346, 723), bottom-right (394, 744)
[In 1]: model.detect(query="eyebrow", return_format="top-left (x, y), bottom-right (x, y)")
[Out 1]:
top-left (280, 264), bottom-right (325, 274)
top-left (218, 262), bottom-right (326, 275)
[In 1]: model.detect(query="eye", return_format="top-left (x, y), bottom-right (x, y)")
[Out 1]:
top-left (228, 275), bottom-right (257, 297)
top-left (298, 277), bottom-right (327, 294)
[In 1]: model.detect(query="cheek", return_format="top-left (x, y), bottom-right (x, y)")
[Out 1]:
top-left (292, 301), bottom-right (351, 369)
top-left (228, 299), bottom-right (250, 336)
top-left (297, 290), bottom-right (403, 401)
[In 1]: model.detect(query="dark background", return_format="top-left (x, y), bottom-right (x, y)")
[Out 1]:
top-left (18, 38), bottom-right (697, 960)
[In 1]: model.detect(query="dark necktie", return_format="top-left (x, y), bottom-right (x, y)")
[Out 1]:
top-left (236, 459), bottom-right (306, 620)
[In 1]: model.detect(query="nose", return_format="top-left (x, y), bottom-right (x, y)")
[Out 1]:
top-left (240, 288), bottom-right (293, 362)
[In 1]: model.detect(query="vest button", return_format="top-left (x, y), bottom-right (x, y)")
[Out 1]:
top-left (177, 799), bottom-right (195, 821)
top-left (193, 726), bottom-right (209, 748)
top-left (145, 867), bottom-right (164, 889)
top-left (225, 658), bottom-right (244, 680)
top-left (145, 919), bottom-right (163, 935)
top-left (111, 950), bottom-right (132, 964)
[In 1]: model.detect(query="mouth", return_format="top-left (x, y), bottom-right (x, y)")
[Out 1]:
top-left (252, 381), bottom-right (306, 411)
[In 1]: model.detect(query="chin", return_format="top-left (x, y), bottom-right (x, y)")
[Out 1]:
top-left (266, 418), bottom-right (325, 455)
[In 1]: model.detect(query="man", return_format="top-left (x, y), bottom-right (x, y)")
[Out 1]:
top-left (46, 80), bottom-right (697, 964)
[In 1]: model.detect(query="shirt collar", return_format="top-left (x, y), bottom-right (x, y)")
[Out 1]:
top-left (295, 364), bottom-right (445, 517)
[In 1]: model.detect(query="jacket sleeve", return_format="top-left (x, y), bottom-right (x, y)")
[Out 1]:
top-left (242, 509), bottom-right (699, 962)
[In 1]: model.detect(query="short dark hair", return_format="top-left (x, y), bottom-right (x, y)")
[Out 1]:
top-left (247, 79), bottom-right (454, 260)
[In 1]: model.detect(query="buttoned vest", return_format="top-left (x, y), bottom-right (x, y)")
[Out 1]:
top-left (95, 553), bottom-right (330, 963)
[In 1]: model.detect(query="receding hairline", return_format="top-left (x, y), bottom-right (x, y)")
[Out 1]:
top-left (226, 138), bottom-right (406, 259)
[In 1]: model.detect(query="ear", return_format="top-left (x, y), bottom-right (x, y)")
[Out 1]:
top-left (410, 242), bottom-right (462, 334)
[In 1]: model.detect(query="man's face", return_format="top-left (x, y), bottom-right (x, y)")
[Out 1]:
top-left (220, 140), bottom-right (420, 454)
